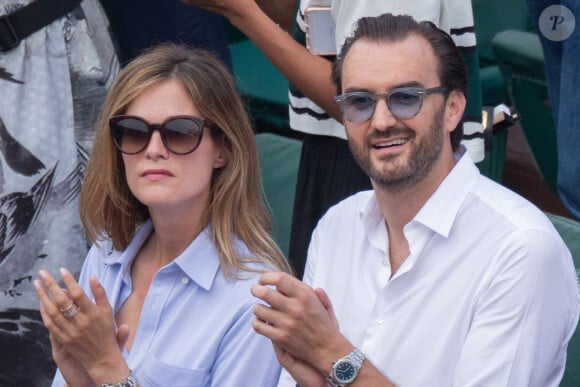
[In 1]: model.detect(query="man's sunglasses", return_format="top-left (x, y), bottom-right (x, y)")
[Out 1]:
top-left (333, 86), bottom-right (448, 123)
top-left (109, 115), bottom-right (205, 155)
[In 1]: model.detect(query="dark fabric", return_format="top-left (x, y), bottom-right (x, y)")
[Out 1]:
top-left (0, 309), bottom-right (55, 387)
top-left (288, 134), bottom-right (372, 279)
top-left (0, 0), bottom-right (82, 51)
top-left (105, 0), bottom-right (231, 69)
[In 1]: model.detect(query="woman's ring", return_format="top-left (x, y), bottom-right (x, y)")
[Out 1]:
top-left (59, 300), bottom-right (79, 319)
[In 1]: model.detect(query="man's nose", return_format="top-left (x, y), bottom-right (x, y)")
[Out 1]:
top-left (370, 98), bottom-right (398, 130)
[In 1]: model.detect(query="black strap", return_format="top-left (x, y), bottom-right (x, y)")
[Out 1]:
top-left (0, 0), bottom-right (83, 51)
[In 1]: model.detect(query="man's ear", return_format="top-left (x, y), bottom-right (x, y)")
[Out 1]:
top-left (444, 89), bottom-right (466, 134)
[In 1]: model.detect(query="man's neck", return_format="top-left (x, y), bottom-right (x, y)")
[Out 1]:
top-left (373, 153), bottom-right (457, 275)
top-left (374, 162), bottom-right (454, 226)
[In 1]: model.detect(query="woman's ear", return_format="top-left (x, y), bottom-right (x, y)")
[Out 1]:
top-left (444, 89), bottom-right (466, 134)
top-left (213, 147), bottom-right (227, 169)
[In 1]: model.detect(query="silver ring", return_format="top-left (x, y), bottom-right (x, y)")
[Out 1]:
top-left (60, 300), bottom-right (79, 319)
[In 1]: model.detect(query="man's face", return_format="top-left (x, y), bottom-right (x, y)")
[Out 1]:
top-left (340, 35), bottom-right (461, 191)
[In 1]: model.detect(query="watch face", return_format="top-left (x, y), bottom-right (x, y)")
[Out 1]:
top-left (334, 360), bottom-right (356, 382)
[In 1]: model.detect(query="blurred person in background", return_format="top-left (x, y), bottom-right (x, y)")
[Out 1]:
top-left (0, 0), bottom-right (118, 384)
top-left (526, 0), bottom-right (580, 220)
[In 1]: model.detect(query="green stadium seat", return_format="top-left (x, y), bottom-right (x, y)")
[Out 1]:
top-left (546, 213), bottom-right (580, 387)
top-left (255, 132), bottom-right (301, 256)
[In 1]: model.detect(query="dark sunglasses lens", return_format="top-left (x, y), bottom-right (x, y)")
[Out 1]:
top-left (342, 93), bottom-right (375, 123)
top-left (388, 90), bottom-right (422, 119)
top-left (111, 117), bottom-right (150, 154)
top-left (163, 117), bottom-right (203, 154)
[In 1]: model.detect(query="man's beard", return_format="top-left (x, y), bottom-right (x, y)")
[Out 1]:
top-left (349, 108), bottom-right (446, 191)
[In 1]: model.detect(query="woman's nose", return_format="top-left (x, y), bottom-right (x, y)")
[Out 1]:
top-left (145, 130), bottom-right (169, 159)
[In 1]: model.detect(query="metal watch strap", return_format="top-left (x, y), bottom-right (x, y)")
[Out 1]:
top-left (327, 347), bottom-right (365, 386)
top-left (99, 370), bottom-right (138, 387)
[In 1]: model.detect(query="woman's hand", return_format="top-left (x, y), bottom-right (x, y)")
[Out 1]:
top-left (34, 268), bottom-right (131, 385)
top-left (46, 324), bottom-right (131, 387)
top-left (46, 331), bottom-right (94, 387)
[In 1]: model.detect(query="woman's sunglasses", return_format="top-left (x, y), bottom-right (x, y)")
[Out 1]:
top-left (110, 115), bottom-right (205, 155)
top-left (333, 86), bottom-right (448, 123)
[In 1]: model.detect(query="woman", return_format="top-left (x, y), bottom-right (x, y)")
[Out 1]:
top-left (34, 43), bottom-right (291, 386)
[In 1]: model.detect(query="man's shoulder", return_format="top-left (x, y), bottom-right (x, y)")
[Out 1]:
top-left (323, 190), bottom-right (375, 219)
top-left (464, 176), bottom-right (563, 249)
top-left (471, 177), bottom-right (552, 227)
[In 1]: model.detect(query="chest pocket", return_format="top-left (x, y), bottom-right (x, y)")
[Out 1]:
top-left (136, 354), bottom-right (211, 387)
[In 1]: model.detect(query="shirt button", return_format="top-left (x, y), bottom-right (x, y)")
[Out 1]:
top-left (382, 260), bottom-right (389, 267)
top-left (181, 277), bottom-right (189, 284)
top-left (376, 318), bottom-right (384, 325)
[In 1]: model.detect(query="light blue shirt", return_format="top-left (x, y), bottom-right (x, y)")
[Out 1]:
top-left (52, 221), bottom-right (281, 386)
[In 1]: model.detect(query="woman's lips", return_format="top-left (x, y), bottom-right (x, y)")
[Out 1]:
top-left (141, 169), bottom-right (174, 179)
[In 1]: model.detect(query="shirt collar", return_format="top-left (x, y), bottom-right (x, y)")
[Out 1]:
top-left (414, 150), bottom-right (480, 237)
top-left (101, 220), bottom-right (220, 291)
top-left (361, 150), bottom-right (480, 239)
top-left (174, 227), bottom-right (220, 291)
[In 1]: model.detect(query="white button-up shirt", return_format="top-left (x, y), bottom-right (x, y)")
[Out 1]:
top-left (279, 153), bottom-right (580, 386)
top-left (52, 221), bottom-right (281, 387)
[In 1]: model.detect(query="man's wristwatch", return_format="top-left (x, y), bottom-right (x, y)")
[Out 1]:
top-left (99, 371), bottom-right (138, 387)
top-left (326, 347), bottom-right (365, 386)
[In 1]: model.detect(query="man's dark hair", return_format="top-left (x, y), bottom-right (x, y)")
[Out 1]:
top-left (331, 13), bottom-right (467, 151)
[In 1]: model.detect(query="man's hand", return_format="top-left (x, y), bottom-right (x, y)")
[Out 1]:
top-left (270, 287), bottom-right (337, 386)
top-left (274, 343), bottom-right (327, 387)
top-left (251, 272), bottom-right (351, 375)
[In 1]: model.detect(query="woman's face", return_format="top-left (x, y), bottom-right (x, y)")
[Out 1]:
top-left (121, 78), bottom-right (226, 215)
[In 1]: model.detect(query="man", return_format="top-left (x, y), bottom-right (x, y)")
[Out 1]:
top-left (179, 0), bottom-right (483, 279)
top-left (251, 14), bottom-right (580, 386)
